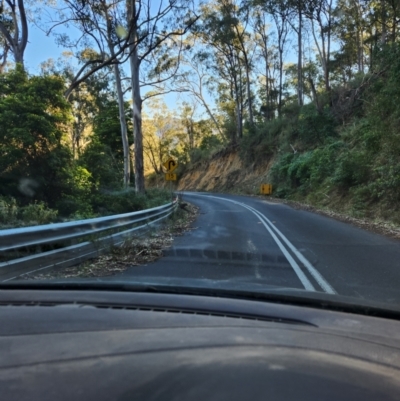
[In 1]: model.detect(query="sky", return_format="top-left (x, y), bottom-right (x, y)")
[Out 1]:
top-left (25, 24), bottom-right (62, 73)
top-left (23, 19), bottom-right (197, 118)
top-left (21, 1), bottom-right (313, 119)
top-left (22, 1), bottom-right (208, 120)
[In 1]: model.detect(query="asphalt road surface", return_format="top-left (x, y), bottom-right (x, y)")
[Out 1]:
top-left (118, 192), bottom-right (400, 305)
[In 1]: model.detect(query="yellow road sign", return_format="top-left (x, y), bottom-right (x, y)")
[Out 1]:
top-left (165, 173), bottom-right (177, 181)
top-left (163, 157), bottom-right (178, 173)
top-left (260, 184), bottom-right (272, 195)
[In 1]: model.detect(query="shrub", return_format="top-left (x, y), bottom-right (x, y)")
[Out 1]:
top-left (0, 197), bottom-right (18, 224)
top-left (271, 141), bottom-right (344, 195)
top-left (20, 201), bottom-right (58, 225)
top-left (331, 150), bottom-right (370, 189)
top-left (297, 104), bottom-right (337, 146)
top-left (90, 188), bottom-right (171, 215)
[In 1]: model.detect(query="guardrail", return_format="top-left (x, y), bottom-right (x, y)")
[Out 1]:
top-left (0, 200), bottom-right (178, 282)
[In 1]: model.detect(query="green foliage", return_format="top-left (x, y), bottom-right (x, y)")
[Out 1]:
top-left (90, 188), bottom-right (172, 216)
top-left (0, 66), bottom-right (73, 206)
top-left (20, 202), bottom-right (58, 225)
top-left (296, 105), bottom-right (337, 146)
top-left (239, 117), bottom-right (293, 166)
top-left (0, 197), bottom-right (18, 224)
top-left (79, 141), bottom-right (122, 189)
top-left (188, 134), bottom-right (223, 164)
top-left (79, 98), bottom-right (133, 189)
top-left (331, 150), bottom-right (370, 189)
top-left (0, 196), bottom-right (58, 226)
top-left (271, 141), bottom-right (345, 196)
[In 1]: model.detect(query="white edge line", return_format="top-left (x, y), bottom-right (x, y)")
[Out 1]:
top-left (201, 195), bottom-right (316, 292)
top-left (188, 193), bottom-right (336, 294)
top-left (245, 207), bottom-right (316, 291)
top-left (243, 204), bottom-right (336, 295)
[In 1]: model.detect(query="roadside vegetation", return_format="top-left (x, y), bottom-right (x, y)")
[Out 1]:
top-left (268, 45), bottom-right (400, 224)
top-left (2, 1), bottom-right (400, 228)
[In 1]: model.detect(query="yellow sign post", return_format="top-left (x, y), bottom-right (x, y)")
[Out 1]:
top-left (260, 184), bottom-right (272, 195)
top-left (165, 173), bottom-right (177, 181)
top-left (163, 157), bottom-right (178, 173)
top-left (163, 158), bottom-right (178, 201)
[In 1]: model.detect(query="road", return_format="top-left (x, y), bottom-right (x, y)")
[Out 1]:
top-left (117, 192), bottom-right (400, 305)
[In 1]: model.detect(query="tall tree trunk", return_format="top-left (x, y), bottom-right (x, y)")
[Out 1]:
top-left (237, 58), bottom-right (244, 139)
top-left (128, 0), bottom-right (145, 193)
top-left (278, 47), bottom-right (283, 117)
top-left (326, 0), bottom-right (332, 92)
top-left (265, 59), bottom-right (270, 121)
top-left (244, 63), bottom-right (254, 127)
top-left (381, 1), bottom-right (387, 44)
top-left (236, 33), bottom-right (254, 127)
top-left (114, 63), bottom-right (131, 188)
top-left (356, 0), bottom-right (364, 73)
top-left (0, 0), bottom-right (28, 68)
top-left (104, 2), bottom-right (131, 188)
top-left (297, 6), bottom-right (303, 106)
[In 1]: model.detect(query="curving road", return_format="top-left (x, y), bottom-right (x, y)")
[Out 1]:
top-left (117, 192), bottom-right (400, 305)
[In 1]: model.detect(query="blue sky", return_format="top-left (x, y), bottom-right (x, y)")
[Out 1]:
top-left (25, 24), bottom-right (62, 73)
top-left (22, 3), bottom-right (204, 119)
top-left (24, 21), bottom-right (192, 116)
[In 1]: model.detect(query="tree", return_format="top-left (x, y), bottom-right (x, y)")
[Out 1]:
top-left (287, 0), bottom-right (305, 106)
top-left (142, 99), bottom-right (177, 175)
top-left (125, 0), bottom-right (198, 193)
top-left (101, 0), bottom-right (131, 188)
top-left (0, 0), bottom-right (28, 67)
top-left (194, 0), bottom-right (249, 142)
top-left (177, 39), bottom-right (224, 136)
top-left (80, 98), bottom-right (133, 189)
top-left (266, 0), bottom-right (290, 116)
top-left (304, 0), bottom-right (335, 92)
top-left (251, 6), bottom-right (279, 120)
top-left (0, 66), bottom-right (74, 206)
top-left (44, 0), bottom-right (133, 187)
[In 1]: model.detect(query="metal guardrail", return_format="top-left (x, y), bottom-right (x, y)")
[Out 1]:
top-left (0, 200), bottom-right (178, 282)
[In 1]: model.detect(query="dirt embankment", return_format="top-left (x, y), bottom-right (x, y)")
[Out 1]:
top-left (178, 147), bottom-right (274, 194)
top-left (176, 148), bottom-right (400, 239)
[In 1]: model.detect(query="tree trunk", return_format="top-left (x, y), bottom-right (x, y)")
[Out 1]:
top-left (297, 7), bottom-right (303, 106)
top-left (238, 37), bottom-right (254, 127)
top-left (237, 58), bottom-right (244, 139)
top-left (128, 0), bottom-right (145, 193)
top-left (0, 0), bottom-right (28, 68)
top-left (114, 63), bottom-right (131, 188)
top-left (104, 2), bottom-right (131, 188)
top-left (278, 47), bottom-right (283, 117)
top-left (244, 63), bottom-right (254, 127)
top-left (381, 1), bottom-right (387, 44)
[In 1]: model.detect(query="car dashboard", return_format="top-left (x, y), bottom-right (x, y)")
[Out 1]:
top-left (1, 289), bottom-right (400, 400)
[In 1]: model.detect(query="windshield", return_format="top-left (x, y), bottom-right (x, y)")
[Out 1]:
top-left (1, 0), bottom-right (400, 312)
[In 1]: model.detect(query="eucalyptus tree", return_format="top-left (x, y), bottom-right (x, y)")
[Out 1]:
top-left (0, 0), bottom-right (28, 67)
top-left (303, 0), bottom-right (335, 92)
top-left (44, 0), bottom-right (133, 187)
top-left (125, 0), bottom-right (198, 192)
top-left (287, 0), bottom-right (305, 105)
top-left (267, 0), bottom-right (290, 116)
top-left (250, 6), bottom-right (279, 120)
top-left (142, 99), bottom-right (178, 175)
top-left (193, 0), bottom-right (251, 142)
top-left (178, 49), bottom-right (224, 136)
top-left (45, 0), bottom-right (197, 192)
top-left (230, 1), bottom-right (256, 127)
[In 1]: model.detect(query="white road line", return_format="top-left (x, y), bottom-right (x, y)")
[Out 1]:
top-left (188, 193), bottom-right (335, 294)
top-left (243, 203), bottom-right (336, 294)
top-left (195, 194), bottom-right (316, 292)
